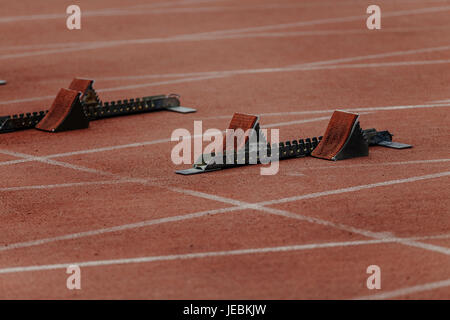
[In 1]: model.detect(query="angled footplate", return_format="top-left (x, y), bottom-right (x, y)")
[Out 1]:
top-left (69, 78), bottom-right (100, 106)
top-left (177, 113), bottom-right (262, 175)
top-left (0, 77), bottom-right (196, 135)
top-left (311, 111), bottom-right (368, 161)
top-left (176, 113), bottom-right (322, 175)
top-left (0, 80), bottom-right (6, 85)
top-left (35, 88), bottom-right (89, 132)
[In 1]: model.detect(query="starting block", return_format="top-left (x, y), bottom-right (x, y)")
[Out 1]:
top-left (0, 77), bottom-right (196, 134)
top-left (311, 110), bottom-right (411, 160)
top-left (176, 111), bottom-right (412, 175)
top-left (69, 77), bottom-right (196, 117)
top-left (176, 112), bottom-right (322, 175)
top-left (0, 80), bottom-right (6, 86)
top-left (311, 111), bottom-right (368, 161)
top-left (35, 88), bottom-right (89, 132)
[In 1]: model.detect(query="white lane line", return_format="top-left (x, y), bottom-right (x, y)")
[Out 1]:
top-left (0, 149), bottom-right (121, 178)
top-left (4, 47), bottom-right (450, 106)
top-left (0, 74), bottom-right (229, 106)
top-left (0, 158), bottom-right (34, 167)
top-left (0, 179), bottom-right (138, 192)
top-left (258, 171), bottom-right (450, 206)
top-left (261, 116), bottom-right (333, 129)
top-left (90, 58), bottom-right (450, 82)
top-left (431, 99), bottom-right (450, 103)
top-left (261, 112), bottom-right (372, 129)
top-left (1, 234), bottom-right (449, 274)
top-left (3, 6), bottom-right (450, 60)
top-left (6, 25), bottom-right (450, 53)
top-left (0, 0), bottom-right (228, 23)
top-left (255, 103), bottom-right (450, 118)
top-left (24, 102), bottom-right (446, 162)
top-left (2, 148), bottom-right (450, 255)
top-left (6, 59), bottom-right (450, 107)
top-left (0, 95), bottom-right (55, 106)
top-left (190, 5), bottom-right (450, 37)
top-left (97, 74), bottom-right (230, 93)
top-left (0, 206), bottom-right (245, 252)
top-left (0, 115), bottom-right (331, 163)
top-left (289, 45), bottom-right (450, 68)
top-left (355, 278), bottom-right (450, 300)
top-left (0, 162), bottom-right (445, 196)
top-left (2, 0), bottom-right (445, 24)
top-left (44, 57), bottom-right (450, 94)
top-left (172, 172), bottom-right (450, 255)
top-left (293, 158), bottom-right (450, 171)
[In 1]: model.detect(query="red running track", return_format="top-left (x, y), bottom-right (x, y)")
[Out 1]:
top-left (0, 0), bottom-right (449, 299)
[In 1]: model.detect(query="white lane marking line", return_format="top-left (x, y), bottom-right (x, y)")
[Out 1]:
top-left (258, 171), bottom-right (450, 206)
top-left (0, 74), bottom-right (229, 106)
top-left (171, 172), bottom-right (450, 254)
top-left (262, 112), bottom-right (371, 129)
top-left (1, 234), bottom-right (449, 274)
top-left (0, 206), bottom-right (244, 252)
top-left (0, 115), bottom-right (330, 163)
top-left (168, 171), bottom-right (450, 253)
top-left (190, 5), bottom-right (450, 37)
top-left (257, 103), bottom-right (450, 117)
top-left (2, 148), bottom-right (450, 255)
top-left (97, 74), bottom-right (229, 93)
top-left (7, 25), bottom-right (450, 53)
top-left (4, 45), bottom-right (450, 106)
top-left (293, 158), bottom-right (450, 172)
top-left (0, 98), bottom-right (445, 166)
top-left (0, 158), bottom-right (34, 167)
top-left (90, 58), bottom-right (450, 82)
top-left (0, 95), bottom-right (55, 106)
top-left (355, 278), bottom-right (450, 300)
top-left (3, 5), bottom-right (450, 60)
top-left (0, 149), bottom-right (120, 178)
top-left (6, 57), bottom-right (450, 106)
top-left (22, 101), bottom-right (441, 161)
top-left (0, 0), bottom-right (228, 23)
top-left (288, 46), bottom-right (450, 68)
top-left (0, 179), bottom-right (138, 192)
top-left (2, 0), bottom-right (446, 24)
top-left (0, 3), bottom-right (361, 25)
top-left (42, 57), bottom-right (450, 94)
top-left (431, 98), bottom-right (450, 103)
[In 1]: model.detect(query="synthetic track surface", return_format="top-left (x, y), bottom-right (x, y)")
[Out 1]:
top-left (0, 0), bottom-right (449, 299)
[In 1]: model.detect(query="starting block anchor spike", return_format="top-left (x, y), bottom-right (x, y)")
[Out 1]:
top-left (35, 88), bottom-right (90, 133)
top-left (311, 110), bottom-right (369, 161)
